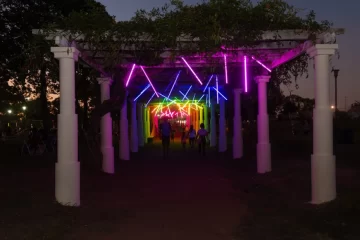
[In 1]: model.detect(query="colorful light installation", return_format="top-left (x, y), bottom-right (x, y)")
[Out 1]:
top-left (197, 94), bottom-right (205, 102)
top-left (182, 85), bottom-right (192, 101)
top-left (145, 93), bottom-right (156, 107)
top-left (212, 87), bottom-right (228, 100)
top-left (152, 99), bottom-right (204, 119)
top-left (179, 91), bottom-right (189, 100)
top-left (134, 84), bottom-right (150, 101)
top-left (168, 70), bottom-right (181, 98)
top-left (251, 56), bottom-right (272, 73)
top-left (203, 75), bottom-right (213, 93)
top-left (181, 57), bottom-right (203, 85)
top-left (140, 66), bottom-right (159, 97)
top-left (125, 64), bottom-right (136, 87)
top-left (224, 54), bottom-right (228, 84)
top-left (216, 75), bottom-right (219, 104)
top-left (244, 56), bottom-right (248, 93)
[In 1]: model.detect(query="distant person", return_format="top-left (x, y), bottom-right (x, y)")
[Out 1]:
top-left (188, 125), bottom-right (196, 148)
top-left (159, 118), bottom-right (172, 158)
top-left (196, 123), bottom-right (208, 156)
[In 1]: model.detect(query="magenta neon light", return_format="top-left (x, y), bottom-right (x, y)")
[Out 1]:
top-left (224, 54), bottom-right (228, 84)
top-left (125, 64), bottom-right (136, 87)
top-left (140, 66), bottom-right (159, 97)
top-left (251, 56), bottom-right (272, 72)
top-left (181, 57), bottom-right (203, 85)
top-left (244, 56), bottom-right (248, 93)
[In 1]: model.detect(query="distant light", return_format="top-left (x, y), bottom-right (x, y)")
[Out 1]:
top-left (7, 110), bottom-right (12, 114)
top-left (22, 106), bottom-right (27, 110)
top-left (331, 105), bottom-right (335, 109)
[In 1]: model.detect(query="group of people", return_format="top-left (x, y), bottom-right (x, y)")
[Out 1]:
top-left (159, 118), bottom-right (208, 157)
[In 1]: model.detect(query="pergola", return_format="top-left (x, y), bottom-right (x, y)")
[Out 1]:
top-left (33, 28), bottom-right (344, 207)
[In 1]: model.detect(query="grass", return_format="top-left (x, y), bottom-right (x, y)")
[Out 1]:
top-left (0, 122), bottom-right (359, 240)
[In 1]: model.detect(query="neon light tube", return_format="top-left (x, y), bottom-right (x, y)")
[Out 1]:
top-left (216, 75), bottom-right (219, 104)
top-left (125, 64), bottom-right (136, 87)
top-left (179, 91), bottom-right (189, 100)
top-left (244, 56), bottom-right (248, 93)
top-left (251, 56), bottom-right (272, 72)
top-left (192, 93), bottom-right (196, 101)
top-left (158, 92), bottom-right (173, 102)
top-left (134, 84), bottom-right (150, 101)
top-left (181, 57), bottom-right (203, 85)
top-left (224, 54), bottom-right (228, 84)
top-left (168, 70), bottom-right (181, 98)
top-left (182, 85), bottom-right (192, 101)
top-left (212, 87), bottom-right (228, 100)
top-left (208, 87), bottom-right (211, 107)
top-left (145, 93), bottom-right (155, 107)
top-left (197, 94), bottom-right (205, 102)
top-left (140, 66), bottom-right (159, 97)
top-left (203, 75), bottom-right (213, 92)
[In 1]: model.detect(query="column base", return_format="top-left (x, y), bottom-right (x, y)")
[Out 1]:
top-left (310, 154), bottom-right (336, 204)
top-left (232, 136), bottom-right (243, 159)
top-left (218, 134), bottom-right (227, 152)
top-left (256, 143), bottom-right (271, 174)
top-left (55, 161), bottom-right (80, 206)
top-left (101, 146), bottom-right (114, 174)
top-left (120, 119), bottom-right (130, 161)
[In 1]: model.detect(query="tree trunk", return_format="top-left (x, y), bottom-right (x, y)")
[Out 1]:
top-left (39, 64), bottom-right (51, 131)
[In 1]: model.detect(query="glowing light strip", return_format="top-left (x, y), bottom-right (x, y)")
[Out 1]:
top-left (140, 66), bottom-right (159, 97)
top-left (181, 57), bottom-right (203, 85)
top-left (133, 84), bottom-right (150, 101)
top-left (125, 64), bottom-right (136, 87)
top-left (208, 87), bottom-right (211, 107)
top-left (203, 75), bottom-right (213, 93)
top-left (197, 94), bottom-right (205, 102)
top-left (168, 70), bottom-right (181, 98)
top-left (145, 93), bottom-right (155, 107)
top-left (182, 85), bottom-right (192, 101)
top-left (251, 56), bottom-right (272, 72)
top-left (179, 91), bottom-right (189, 100)
top-left (216, 75), bottom-right (219, 104)
top-left (212, 87), bottom-right (228, 100)
top-left (192, 93), bottom-right (196, 101)
top-left (224, 55), bottom-right (228, 84)
top-left (158, 92), bottom-right (174, 102)
top-left (244, 56), bottom-right (248, 93)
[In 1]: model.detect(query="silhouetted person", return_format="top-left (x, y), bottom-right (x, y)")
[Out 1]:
top-left (188, 125), bottom-right (196, 148)
top-left (196, 123), bottom-right (208, 156)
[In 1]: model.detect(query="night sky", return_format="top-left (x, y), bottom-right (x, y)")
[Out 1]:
top-left (98, 0), bottom-right (360, 110)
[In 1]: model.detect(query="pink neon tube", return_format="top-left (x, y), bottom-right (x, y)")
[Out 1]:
top-left (125, 64), bottom-right (136, 87)
top-left (224, 54), bottom-right (228, 84)
top-left (244, 56), bottom-right (248, 93)
top-left (181, 57), bottom-right (203, 85)
top-left (140, 66), bottom-right (159, 97)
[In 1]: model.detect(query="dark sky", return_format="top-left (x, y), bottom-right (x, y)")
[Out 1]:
top-left (98, 0), bottom-right (360, 110)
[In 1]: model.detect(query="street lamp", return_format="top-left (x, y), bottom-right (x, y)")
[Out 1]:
top-left (331, 67), bottom-right (339, 112)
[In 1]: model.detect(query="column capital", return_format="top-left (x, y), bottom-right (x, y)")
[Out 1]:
top-left (233, 88), bottom-right (243, 94)
top-left (97, 77), bottom-right (113, 85)
top-left (255, 75), bottom-right (271, 83)
top-left (51, 47), bottom-right (80, 61)
top-left (306, 44), bottom-right (338, 58)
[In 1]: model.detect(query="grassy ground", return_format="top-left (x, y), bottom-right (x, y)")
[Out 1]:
top-left (0, 122), bottom-right (359, 240)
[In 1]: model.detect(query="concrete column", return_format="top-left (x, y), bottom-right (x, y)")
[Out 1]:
top-left (233, 88), bottom-right (243, 159)
top-left (255, 75), bottom-right (271, 174)
top-left (147, 107), bottom-right (151, 138)
top-left (218, 97), bottom-right (227, 152)
top-left (307, 44), bottom-right (338, 204)
top-left (130, 100), bottom-right (138, 152)
top-left (97, 77), bottom-right (114, 174)
top-left (204, 105), bottom-right (209, 131)
top-left (137, 104), bottom-right (144, 147)
top-left (51, 47), bottom-right (80, 206)
top-left (143, 106), bottom-right (148, 143)
top-left (119, 93), bottom-right (130, 160)
top-left (210, 99), bottom-right (217, 147)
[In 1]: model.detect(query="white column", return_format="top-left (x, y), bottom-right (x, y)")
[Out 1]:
top-left (255, 75), bottom-right (271, 174)
top-left (97, 78), bottom-right (114, 174)
top-left (130, 100), bottom-right (138, 152)
top-left (233, 88), bottom-right (243, 159)
top-left (51, 47), bottom-right (80, 206)
top-left (119, 93), bottom-right (130, 160)
top-left (218, 97), bottom-right (227, 152)
top-left (307, 44), bottom-right (338, 204)
top-left (137, 104), bottom-right (144, 147)
top-left (210, 99), bottom-right (217, 147)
